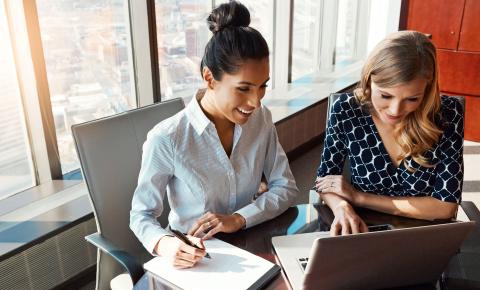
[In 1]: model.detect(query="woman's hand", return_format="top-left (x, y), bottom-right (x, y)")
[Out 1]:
top-left (155, 235), bottom-right (206, 269)
top-left (315, 175), bottom-right (362, 206)
top-left (188, 212), bottom-right (246, 239)
top-left (329, 200), bottom-right (368, 236)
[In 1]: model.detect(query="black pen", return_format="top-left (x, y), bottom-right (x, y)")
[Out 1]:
top-left (170, 229), bottom-right (211, 259)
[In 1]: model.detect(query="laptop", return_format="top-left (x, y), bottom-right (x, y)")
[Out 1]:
top-left (272, 221), bottom-right (475, 290)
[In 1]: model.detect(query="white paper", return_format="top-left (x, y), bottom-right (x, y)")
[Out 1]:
top-left (143, 238), bottom-right (277, 290)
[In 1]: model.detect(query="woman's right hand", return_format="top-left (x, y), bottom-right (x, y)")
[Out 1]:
top-left (330, 200), bottom-right (368, 236)
top-left (155, 235), bottom-right (206, 269)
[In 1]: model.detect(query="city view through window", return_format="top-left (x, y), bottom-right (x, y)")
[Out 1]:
top-left (156, 0), bottom-right (273, 101)
top-left (36, 0), bottom-right (136, 174)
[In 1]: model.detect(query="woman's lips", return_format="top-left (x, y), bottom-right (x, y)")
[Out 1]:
top-left (384, 112), bottom-right (403, 120)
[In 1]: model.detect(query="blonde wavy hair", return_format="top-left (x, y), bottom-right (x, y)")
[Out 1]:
top-left (354, 31), bottom-right (443, 169)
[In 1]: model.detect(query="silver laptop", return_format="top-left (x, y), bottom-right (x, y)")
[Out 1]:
top-left (272, 221), bottom-right (475, 290)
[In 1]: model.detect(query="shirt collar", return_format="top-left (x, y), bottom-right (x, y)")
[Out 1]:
top-left (186, 89), bottom-right (212, 135)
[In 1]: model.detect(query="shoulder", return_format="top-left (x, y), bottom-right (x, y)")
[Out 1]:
top-left (439, 96), bottom-right (464, 132)
top-left (250, 104), bottom-right (274, 127)
top-left (145, 109), bottom-right (187, 147)
top-left (440, 95), bottom-right (464, 120)
top-left (435, 96), bottom-right (464, 150)
top-left (332, 93), bottom-right (361, 110)
top-left (330, 92), bottom-right (363, 121)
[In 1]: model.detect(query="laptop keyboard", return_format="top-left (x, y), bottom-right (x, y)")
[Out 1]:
top-left (298, 257), bottom-right (309, 271)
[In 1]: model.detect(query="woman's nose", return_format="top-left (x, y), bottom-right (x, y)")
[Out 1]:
top-left (389, 101), bottom-right (402, 115)
top-left (248, 92), bottom-right (262, 108)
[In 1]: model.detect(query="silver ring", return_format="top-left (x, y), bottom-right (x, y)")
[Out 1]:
top-left (205, 221), bottom-right (210, 228)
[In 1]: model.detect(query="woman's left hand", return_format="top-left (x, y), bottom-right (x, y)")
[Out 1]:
top-left (315, 175), bottom-right (361, 205)
top-left (188, 212), bottom-right (246, 239)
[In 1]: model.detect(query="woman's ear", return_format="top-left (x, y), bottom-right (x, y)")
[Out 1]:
top-left (202, 66), bottom-right (215, 90)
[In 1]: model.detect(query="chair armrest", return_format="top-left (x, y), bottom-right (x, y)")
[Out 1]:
top-left (461, 201), bottom-right (480, 221)
top-left (86, 233), bottom-right (145, 284)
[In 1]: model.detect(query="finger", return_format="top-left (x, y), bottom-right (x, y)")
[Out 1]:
top-left (341, 220), bottom-right (351, 235)
top-left (317, 180), bottom-right (335, 193)
top-left (203, 224), bottom-right (221, 240)
top-left (330, 222), bottom-right (341, 236)
top-left (177, 244), bottom-right (207, 260)
top-left (192, 222), bottom-right (211, 237)
top-left (188, 236), bottom-right (207, 252)
top-left (173, 257), bottom-right (195, 268)
top-left (187, 213), bottom-right (213, 235)
top-left (350, 218), bottom-right (360, 234)
top-left (188, 219), bottom-right (203, 236)
top-left (360, 220), bottom-right (369, 233)
top-left (176, 250), bottom-right (198, 262)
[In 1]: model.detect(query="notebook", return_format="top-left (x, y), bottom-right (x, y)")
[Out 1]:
top-left (143, 238), bottom-right (280, 290)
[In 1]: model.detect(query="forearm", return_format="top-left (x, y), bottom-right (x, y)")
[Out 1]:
top-left (321, 192), bottom-right (351, 214)
top-left (354, 191), bottom-right (458, 221)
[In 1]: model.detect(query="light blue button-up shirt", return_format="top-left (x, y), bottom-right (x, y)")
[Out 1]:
top-left (130, 93), bottom-right (299, 254)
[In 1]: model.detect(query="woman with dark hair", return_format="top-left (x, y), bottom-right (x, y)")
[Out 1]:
top-left (130, 1), bottom-right (299, 268)
top-left (315, 31), bottom-right (464, 236)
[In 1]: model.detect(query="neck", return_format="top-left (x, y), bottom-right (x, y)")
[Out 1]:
top-left (199, 89), bottom-right (234, 132)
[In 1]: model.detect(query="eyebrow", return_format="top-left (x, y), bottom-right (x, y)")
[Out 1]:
top-left (238, 78), bottom-right (270, 86)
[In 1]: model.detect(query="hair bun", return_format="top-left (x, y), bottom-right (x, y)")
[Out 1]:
top-left (207, 1), bottom-right (250, 33)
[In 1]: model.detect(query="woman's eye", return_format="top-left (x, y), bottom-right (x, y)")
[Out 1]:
top-left (237, 87), bottom-right (249, 92)
top-left (407, 98), bottom-right (419, 102)
top-left (381, 94), bottom-right (391, 99)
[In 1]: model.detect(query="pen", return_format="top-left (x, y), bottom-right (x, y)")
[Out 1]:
top-left (170, 229), bottom-right (211, 259)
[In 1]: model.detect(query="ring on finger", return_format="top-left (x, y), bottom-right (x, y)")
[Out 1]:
top-left (205, 221), bottom-right (210, 228)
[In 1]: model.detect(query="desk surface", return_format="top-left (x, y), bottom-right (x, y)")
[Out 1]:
top-left (133, 202), bottom-right (480, 290)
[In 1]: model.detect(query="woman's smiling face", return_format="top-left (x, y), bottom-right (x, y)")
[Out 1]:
top-left (209, 58), bottom-right (270, 125)
top-left (370, 77), bottom-right (427, 126)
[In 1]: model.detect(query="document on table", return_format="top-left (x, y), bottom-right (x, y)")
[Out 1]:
top-left (143, 238), bottom-right (280, 290)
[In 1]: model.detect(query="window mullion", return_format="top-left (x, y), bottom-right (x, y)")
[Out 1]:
top-left (6, 0), bottom-right (62, 182)
top-left (317, 0), bottom-right (339, 72)
top-left (129, 0), bottom-right (156, 106)
top-left (272, 0), bottom-right (292, 90)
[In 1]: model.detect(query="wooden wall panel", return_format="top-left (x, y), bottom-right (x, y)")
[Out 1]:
top-left (464, 95), bottom-right (480, 142)
top-left (406, 0), bottom-right (464, 49)
top-left (437, 49), bottom-right (480, 96)
top-left (458, 0), bottom-right (480, 52)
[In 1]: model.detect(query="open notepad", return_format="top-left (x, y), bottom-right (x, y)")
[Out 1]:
top-left (143, 238), bottom-right (280, 290)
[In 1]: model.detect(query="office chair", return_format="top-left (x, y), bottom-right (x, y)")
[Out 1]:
top-left (72, 98), bottom-right (185, 290)
top-left (310, 93), bottom-right (351, 204)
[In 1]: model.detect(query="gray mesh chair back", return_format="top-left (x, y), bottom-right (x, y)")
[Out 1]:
top-left (72, 98), bottom-right (185, 289)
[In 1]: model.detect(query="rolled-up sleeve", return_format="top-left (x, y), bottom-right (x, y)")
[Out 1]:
top-left (235, 108), bottom-right (299, 228)
top-left (130, 131), bottom-right (174, 254)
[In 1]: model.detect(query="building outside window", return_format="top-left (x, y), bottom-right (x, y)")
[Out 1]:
top-left (36, 0), bottom-right (136, 174)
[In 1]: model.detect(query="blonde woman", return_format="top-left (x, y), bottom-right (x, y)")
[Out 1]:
top-left (315, 31), bottom-right (464, 236)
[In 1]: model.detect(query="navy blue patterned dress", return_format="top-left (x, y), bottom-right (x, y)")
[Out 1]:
top-left (317, 93), bottom-right (464, 203)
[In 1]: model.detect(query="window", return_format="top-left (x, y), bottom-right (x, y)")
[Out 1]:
top-left (156, 0), bottom-right (275, 101)
top-left (291, 1), bottom-right (322, 81)
top-left (335, 0), bottom-right (359, 66)
top-left (36, 0), bottom-right (136, 174)
top-left (292, 0), bottom-right (400, 83)
top-left (155, 0), bottom-right (212, 101)
top-left (0, 2), bottom-right (35, 200)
